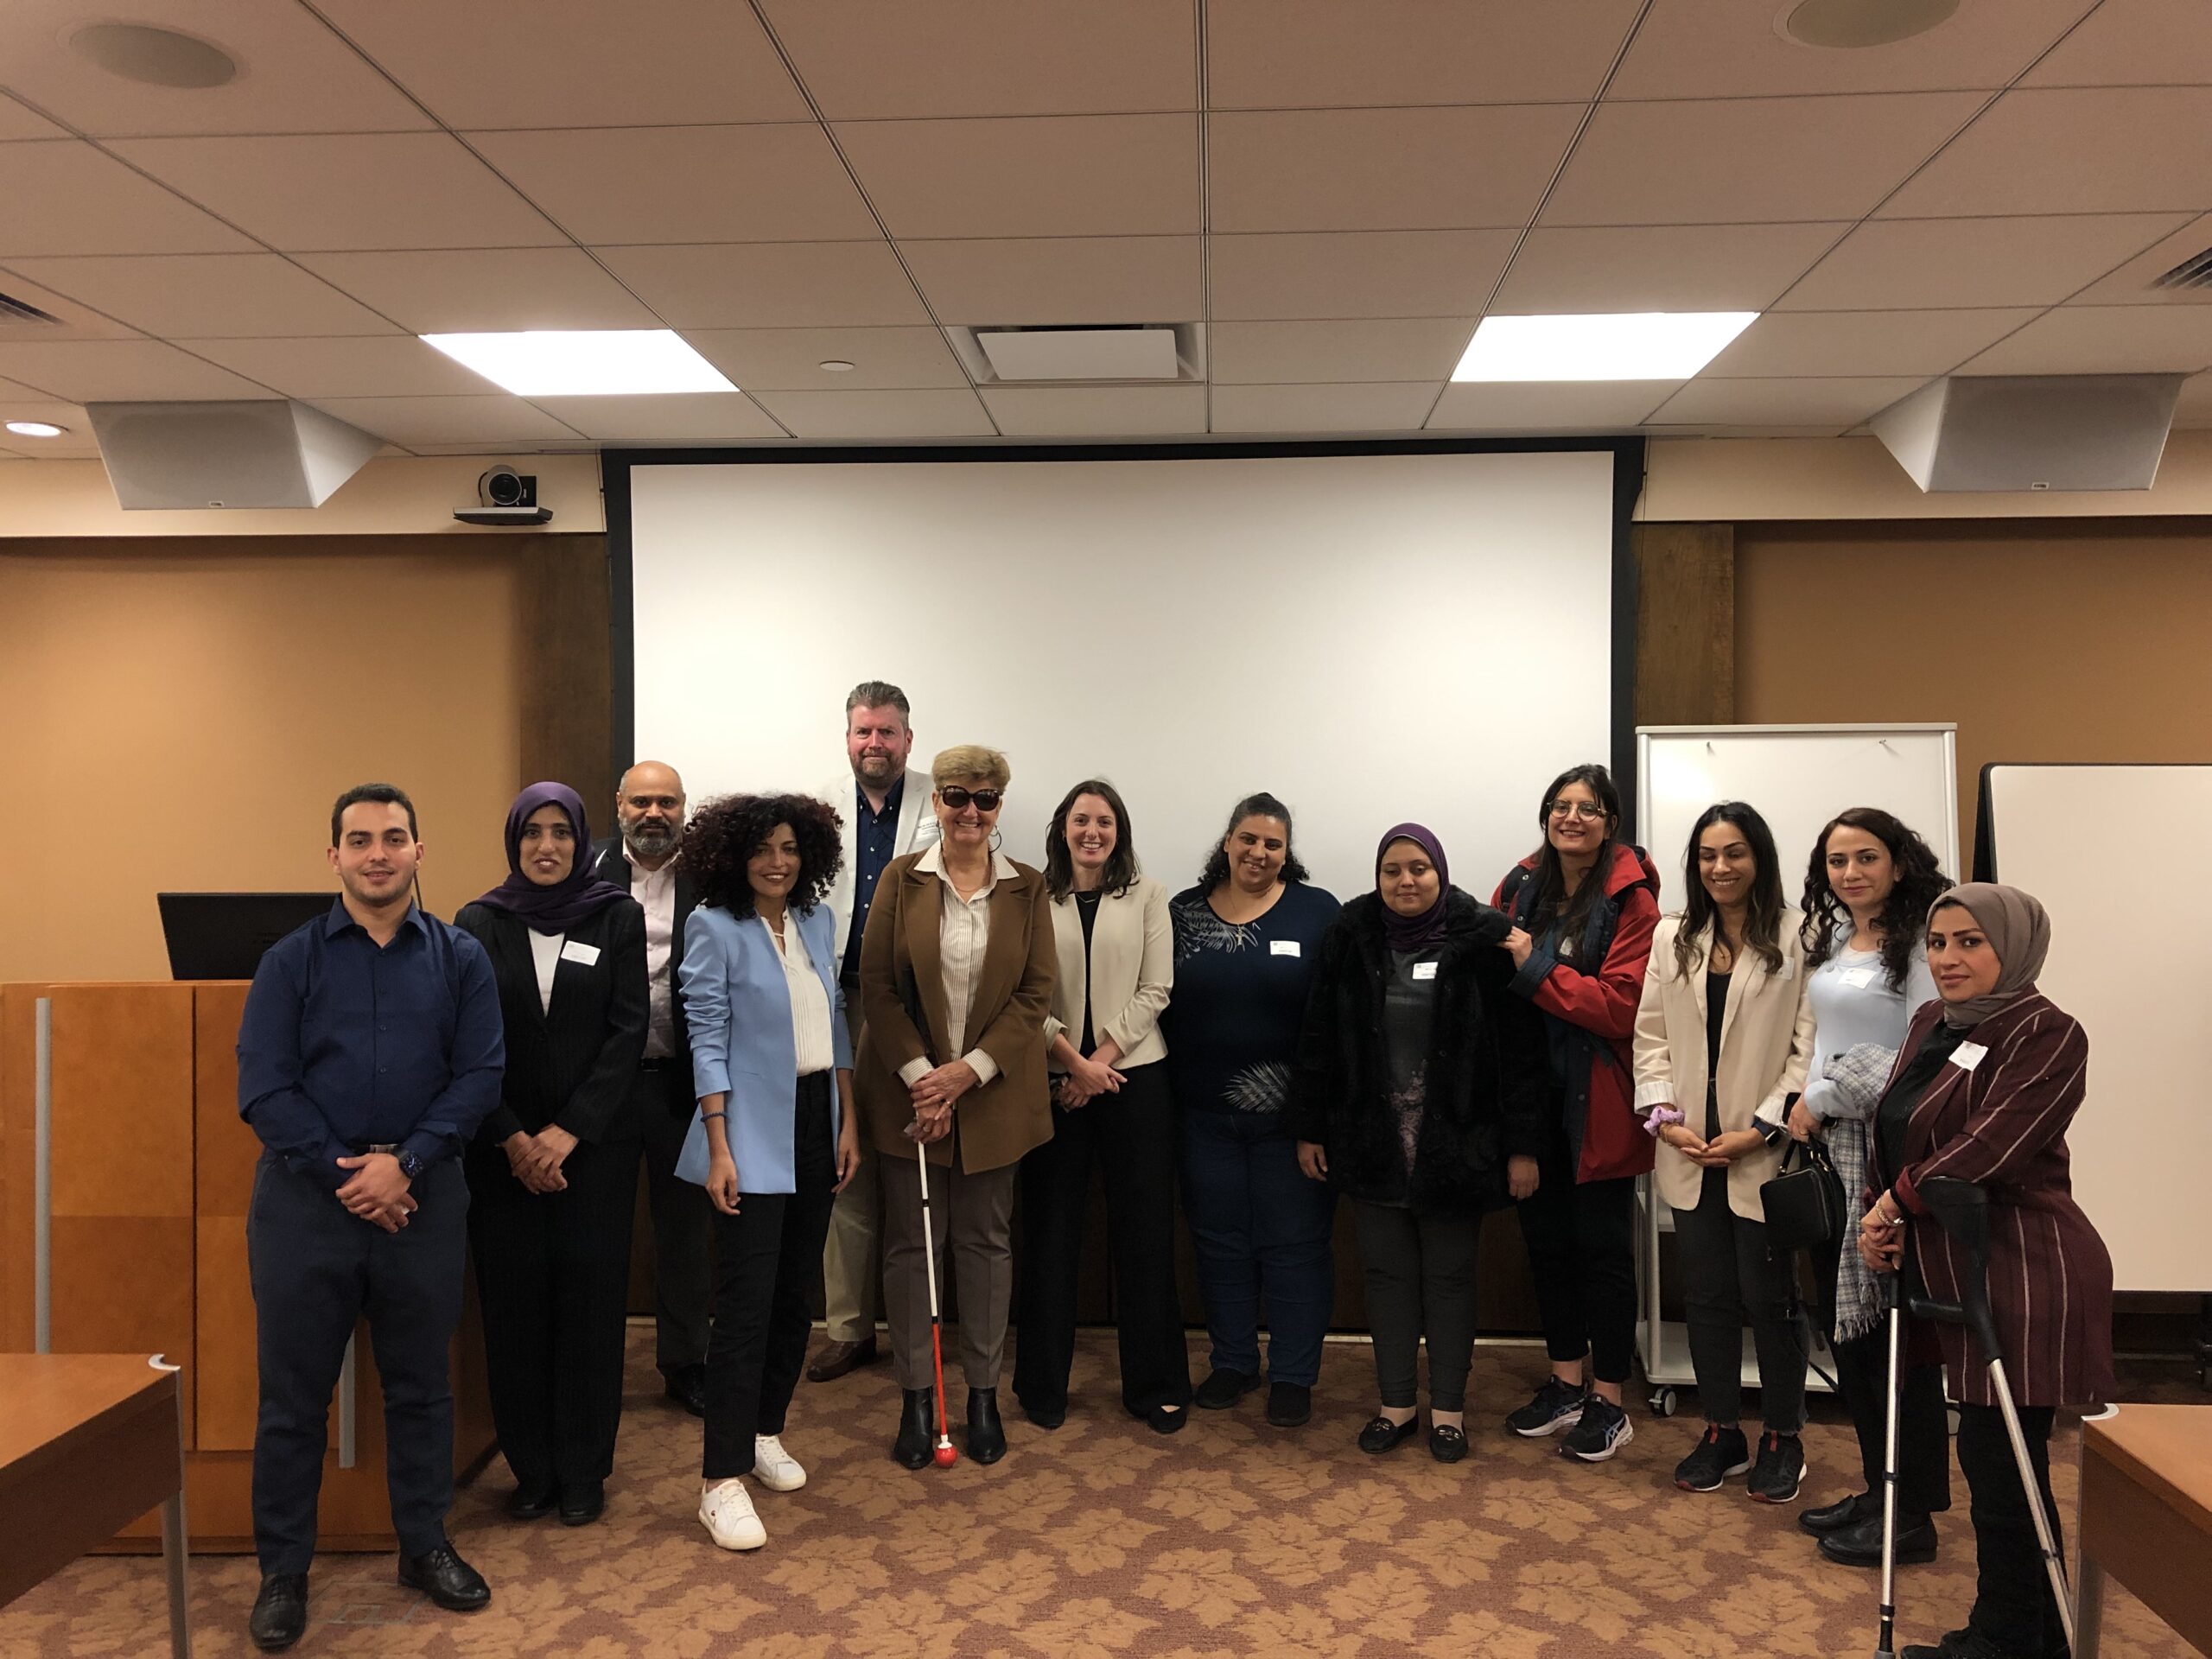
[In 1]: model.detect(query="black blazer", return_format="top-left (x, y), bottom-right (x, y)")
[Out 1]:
top-left (592, 836), bottom-right (696, 1062)
top-left (455, 898), bottom-right (649, 1146)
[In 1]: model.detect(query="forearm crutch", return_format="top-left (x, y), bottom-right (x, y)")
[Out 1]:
top-left (914, 1136), bottom-right (957, 1469)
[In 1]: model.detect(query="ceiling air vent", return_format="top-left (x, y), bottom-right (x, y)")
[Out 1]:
top-left (0, 289), bottom-right (63, 327)
top-left (946, 322), bottom-right (1205, 385)
top-left (2152, 246), bottom-right (2212, 291)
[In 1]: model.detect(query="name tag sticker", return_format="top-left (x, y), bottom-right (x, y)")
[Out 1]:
top-left (1838, 967), bottom-right (1878, 989)
top-left (1270, 940), bottom-right (1301, 957)
top-left (1411, 961), bottom-right (1440, 981)
top-left (560, 940), bottom-right (602, 967)
top-left (1950, 1041), bottom-right (1988, 1073)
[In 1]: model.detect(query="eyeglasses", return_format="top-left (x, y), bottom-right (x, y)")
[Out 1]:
top-left (1547, 800), bottom-right (1609, 822)
top-left (940, 787), bottom-right (1002, 811)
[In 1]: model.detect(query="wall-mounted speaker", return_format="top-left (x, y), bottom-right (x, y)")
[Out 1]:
top-left (1871, 373), bottom-right (2183, 493)
top-left (86, 399), bottom-right (383, 509)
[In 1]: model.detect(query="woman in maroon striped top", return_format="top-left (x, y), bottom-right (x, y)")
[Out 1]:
top-left (1859, 883), bottom-right (2112, 1659)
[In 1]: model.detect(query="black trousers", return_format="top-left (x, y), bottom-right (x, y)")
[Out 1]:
top-left (247, 1153), bottom-right (467, 1575)
top-left (1672, 1166), bottom-right (1807, 1432)
top-left (1814, 1229), bottom-right (1952, 1515)
top-left (702, 1072), bottom-right (838, 1481)
top-left (1515, 1111), bottom-right (1638, 1385)
top-left (635, 1059), bottom-right (714, 1378)
top-left (467, 1131), bottom-right (639, 1497)
top-left (1012, 1065), bottom-right (1192, 1417)
top-left (1351, 1199), bottom-right (1482, 1412)
top-left (1958, 1402), bottom-right (2065, 1657)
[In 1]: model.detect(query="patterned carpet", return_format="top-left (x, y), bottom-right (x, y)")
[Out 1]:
top-left (1, 1326), bottom-right (2194, 1657)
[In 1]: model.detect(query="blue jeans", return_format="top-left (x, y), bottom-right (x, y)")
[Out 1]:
top-left (1177, 1109), bottom-right (1336, 1387)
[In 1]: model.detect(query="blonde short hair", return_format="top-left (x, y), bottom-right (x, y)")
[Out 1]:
top-left (931, 744), bottom-right (1010, 791)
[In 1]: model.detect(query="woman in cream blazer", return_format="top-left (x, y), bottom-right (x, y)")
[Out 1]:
top-left (1631, 802), bottom-right (1815, 1505)
top-left (1011, 780), bottom-right (1194, 1435)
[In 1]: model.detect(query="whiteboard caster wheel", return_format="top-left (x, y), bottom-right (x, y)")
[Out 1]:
top-left (1649, 1387), bottom-right (1677, 1418)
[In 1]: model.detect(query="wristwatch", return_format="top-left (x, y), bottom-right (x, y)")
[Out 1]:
top-left (397, 1148), bottom-right (425, 1182)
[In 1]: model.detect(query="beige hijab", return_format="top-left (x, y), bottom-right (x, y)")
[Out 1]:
top-left (1929, 882), bottom-right (2050, 1028)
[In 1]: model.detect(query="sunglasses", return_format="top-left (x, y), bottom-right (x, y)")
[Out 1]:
top-left (940, 787), bottom-right (1002, 812)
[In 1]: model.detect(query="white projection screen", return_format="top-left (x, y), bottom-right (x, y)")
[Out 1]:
top-left (620, 447), bottom-right (1629, 906)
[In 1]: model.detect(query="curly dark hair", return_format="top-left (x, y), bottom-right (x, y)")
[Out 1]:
top-left (1800, 806), bottom-right (1952, 990)
top-left (1195, 791), bottom-right (1312, 893)
top-left (1045, 779), bottom-right (1141, 901)
top-left (1672, 801), bottom-right (1785, 980)
top-left (679, 792), bottom-right (845, 918)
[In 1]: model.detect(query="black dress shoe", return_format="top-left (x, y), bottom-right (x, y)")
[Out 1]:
top-left (248, 1573), bottom-right (308, 1651)
top-left (1820, 1511), bottom-right (1938, 1567)
top-left (663, 1367), bottom-right (707, 1418)
top-left (807, 1336), bottom-right (880, 1383)
top-left (559, 1480), bottom-right (606, 1527)
top-left (1798, 1491), bottom-right (1871, 1535)
top-left (1147, 1405), bottom-right (1189, 1435)
top-left (967, 1387), bottom-right (1007, 1465)
top-left (1265, 1382), bottom-right (1312, 1427)
top-left (397, 1543), bottom-right (490, 1612)
top-left (1357, 1414), bottom-right (1421, 1454)
top-left (893, 1388), bottom-right (935, 1469)
top-left (1022, 1397), bottom-right (1066, 1430)
top-left (1194, 1367), bottom-right (1259, 1410)
top-left (505, 1484), bottom-right (557, 1521)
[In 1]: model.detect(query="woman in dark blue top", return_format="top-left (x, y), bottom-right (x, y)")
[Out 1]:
top-left (1160, 791), bottom-right (1340, 1429)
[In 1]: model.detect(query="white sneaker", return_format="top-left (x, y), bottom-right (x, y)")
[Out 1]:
top-left (699, 1478), bottom-right (766, 1550)
top-left (752, 1434), bottom-right (807, 1492)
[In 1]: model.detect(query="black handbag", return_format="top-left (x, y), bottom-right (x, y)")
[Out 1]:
top-left (1759, 1137), bottom-right (1844, 1255)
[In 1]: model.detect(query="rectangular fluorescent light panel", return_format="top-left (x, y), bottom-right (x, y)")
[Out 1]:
top-left (420, 330), bottom-right (738, 396)
top-left (1452, 312), bottom-right (1758, 382)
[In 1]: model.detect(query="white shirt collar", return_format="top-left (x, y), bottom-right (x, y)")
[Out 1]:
top-left (916, 840), bottom-right (1016, 886)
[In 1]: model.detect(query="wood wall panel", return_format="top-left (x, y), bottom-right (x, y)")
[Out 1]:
top-left (48, 987), bottom-right (193, 1220)
top-left (1631, 522), bottom-right (1735, 728)
top-left (518, 533), bottom-right (613, 809)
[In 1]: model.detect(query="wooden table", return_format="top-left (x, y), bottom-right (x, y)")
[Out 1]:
top-left (0, 1353), bottom-right (190, 1656)
top-left (2078, 1402), bottom-right (2212, 1658)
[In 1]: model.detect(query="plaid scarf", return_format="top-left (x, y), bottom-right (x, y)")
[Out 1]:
top-left (1821, 1041), bottom-right (1902, 1343)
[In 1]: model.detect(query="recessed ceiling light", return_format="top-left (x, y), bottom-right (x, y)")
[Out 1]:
top-left (818, 359), bottom-right (856, 372)
top-left (1778, 0), bottom-right (1961, 50)
top-left (5, 421), bottom-right (67, 438)
top-left (418, 331), bottom-right (739, 396)
top-left (69, 22), bottom-right (238, 88)
top-left (1452, 313), bottom-right (1759, 382)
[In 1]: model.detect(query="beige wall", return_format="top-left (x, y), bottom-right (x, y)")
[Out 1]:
top-left (0, 538), bottom-right (526, 982)
top-left (1734, 518), bottom-right (2212, 852)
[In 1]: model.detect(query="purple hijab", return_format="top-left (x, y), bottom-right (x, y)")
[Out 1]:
top-left (1376, 823), bottom-right (1451, 952)
top-left (472, 781), bottom-right (632, 934)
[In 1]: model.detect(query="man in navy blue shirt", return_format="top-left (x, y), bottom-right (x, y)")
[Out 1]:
top-left (235, 783), bottom-right (503, 1651)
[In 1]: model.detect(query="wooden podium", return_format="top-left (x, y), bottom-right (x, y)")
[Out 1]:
top-left (0, 982), bottom-right (494, 1553)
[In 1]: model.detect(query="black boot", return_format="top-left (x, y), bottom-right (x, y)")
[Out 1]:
top-left (966, 1387), bottom-right (1007, 1465)
top-left (893, 1388), bottom-right (935, 1469)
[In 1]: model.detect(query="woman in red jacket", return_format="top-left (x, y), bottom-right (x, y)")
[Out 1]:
top-left (1491, 763), bottom-right (1660, 1464)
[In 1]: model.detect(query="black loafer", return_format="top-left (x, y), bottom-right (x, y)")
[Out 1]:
top-left (893, 1388), bottom-right (935, 1470)
top-left (1798, 1491), bottom-right (1870, 1535)
top-left (1357, 1414), bottom-right (1420, 1454)
top-left (397, 1543), bottom-right (490, 1612)
top-left (1265, 1382), bottom-right (1312, 1427)
top-left (663, 1367), bottom-right (707, 1418)
top-left (248, 1573), bottom-right (308, 1651)
top-left (1147, 1404), bottom-right (1189, 1435)
top-left (1194, 1368), bottom-right (1259, 1410)
top-left (967, 1387), bottom-right (1007, 1465)
top-left (1820, 1512), bottom-right (1938, 1567)
top-left (1428, 1422), bottom-right (1469, 1464)
top-left (558, 1481), bottom-right (605, 1528)
top-left (505, 1484), bottom-right (556, 1521)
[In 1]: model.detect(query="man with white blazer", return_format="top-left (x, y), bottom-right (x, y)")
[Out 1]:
top-left (808, 680), bottom-right (940, 1382)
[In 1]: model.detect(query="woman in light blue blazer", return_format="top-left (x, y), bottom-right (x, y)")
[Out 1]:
top-left (673, 791), bottom-right (860, 1553)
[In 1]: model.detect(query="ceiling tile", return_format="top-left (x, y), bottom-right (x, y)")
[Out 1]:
top-left (1209, 382), bottom-right (1441, 434)
top-left (0, 339), bottom-right (273, 400)
top-left (0, 92), bottom-right (67, 139)
top-left (979, 384), bottom-right (1207, 436)
top-left (531, 393), bottom-right (787, 442)
top-left (2, 141), bottom-right (257, 256)
top-left (1609, 0), bottom-right (2091, 97)
top-left (173, 336), bottom-right (501, 398)
top-left (2022, 0), bottom-right (2212, 87)
top-left (1543, 93), bottom-right (1982, 227)
top-left (1209, 319), bottom-right (1471, 385)
top-left (1428, 380), bottom-right (1678, 430)
top-left (0, 0), bottom-right (433, 137)
top-left (0, 398), bottom-right (99, 454)
top-left (306, 395), bottom-right (586, 445)
top-left (1210, 230), bottom-right (1518, 321)
top-left (1645, 377), bottom-right (1928, 426)
top-left (899, 237), bottom-right (1200, 326)
top-left (1211, 106), bottom-right (1580, 233)
top-left (1958, 305), bottom-right (2212, 374)
top-left (108, 134), bottom-right (563, 251)
top-left (595, 242), bottom-right (930, 328)
top-left (747, 388), bottom-right (995, 439)
top-left (6, 254), bottom-right (400, 337)
top-left (1881, 89), bottom-right (2212, 219)
top-left (1495, 222), bottom-right (1847, 313)
top-left (833, 115), bottom-right (1198, 238)
top-left (311, 0), bottom-right (810, 127)
top-left (1208, 0), bottom-right (1638, 107)
top-left (2072, 213), bottom-right (2212, 305)
top-left (467, 125), bottom-right (879, 246)
top-left (0, 270), bottom-right (144, 340)
top-left (293, 249), bottom-right (658, 333)
top-left (759, 0), bottom-right (1196, 118)
top-left (682, 327), bottom-right (969, 391)
top-left (1777, 213), bottom-right (2188, 310)
top-left (1703, 308), bottom-right (2042, 378)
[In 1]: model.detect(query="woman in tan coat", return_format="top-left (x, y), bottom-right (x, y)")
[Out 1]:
top-left (856, 745), bottom-right (1055, 1469)
top-left (1632, 801), bottom-right (1815, 1503)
